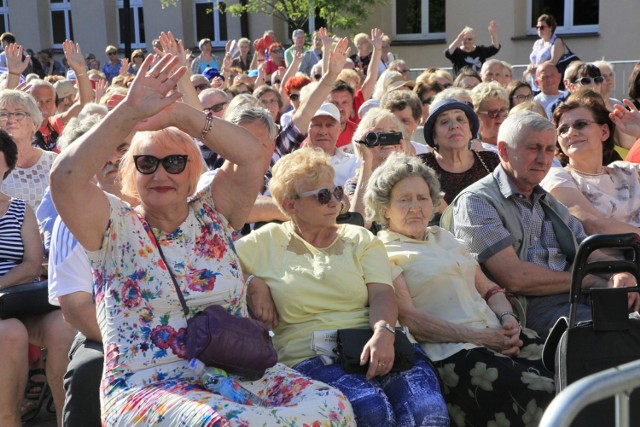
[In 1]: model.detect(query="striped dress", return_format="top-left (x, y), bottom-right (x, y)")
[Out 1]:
top-left (0, 198), bottom-right (26, 276)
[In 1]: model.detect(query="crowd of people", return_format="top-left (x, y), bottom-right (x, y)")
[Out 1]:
top-left (1, 12), bottom-right (640, 427)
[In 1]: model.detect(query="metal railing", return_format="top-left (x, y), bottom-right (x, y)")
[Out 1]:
top-left (539, 358), bottom-right (640, 427)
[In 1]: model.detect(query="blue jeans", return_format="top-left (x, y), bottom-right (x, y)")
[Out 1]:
top-left (293, 344), bottom-right (449, 427)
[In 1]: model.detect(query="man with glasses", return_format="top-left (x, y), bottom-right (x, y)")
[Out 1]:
top-left (442, 111), bottom-right (637, 339)
top-left (101, 45), bottom-right (122, 83)
top-left (533, 61), bottom-right (568, 119)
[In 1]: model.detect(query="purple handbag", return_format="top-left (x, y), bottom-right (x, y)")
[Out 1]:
top-left (152, 232), bottom-right (277, 380)
top-left (186, 305), bottom-right (277, 380)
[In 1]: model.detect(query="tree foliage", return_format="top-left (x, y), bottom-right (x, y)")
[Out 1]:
top-left (159, 0), bottom-right (388, 31)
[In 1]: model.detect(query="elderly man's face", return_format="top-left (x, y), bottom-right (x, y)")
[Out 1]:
top-left (482, 63), bottom-right (504, 85)
top-left (536, 64), bottom-right (561, 94)
top-left (31, 86), bottom-right (57, 120)
top-left (499, 128), bottom-right (556, 195)
top-left (308, 115), bottom-right (340, 155)
top-left (199, 91), bottom-right (228, 118)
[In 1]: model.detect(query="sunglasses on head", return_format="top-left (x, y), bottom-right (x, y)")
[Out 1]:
top-left (297, 186), bottom-right (344, 204)
top-left (133, 154), bottom-right (188, 175)
top-left (478, 108), bottom-right (508, 119)
top-left (289, 93), bottom-right (300, 101)
top-left (574, 76), bottom-right (605, 85)
top-left (204, 101), bottom-right (227, 113)
top-left (557, 119), bottom-right (596, 137)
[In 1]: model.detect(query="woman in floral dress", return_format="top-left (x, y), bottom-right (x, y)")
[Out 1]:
top-left (50, 53), bottom-right (354, 426)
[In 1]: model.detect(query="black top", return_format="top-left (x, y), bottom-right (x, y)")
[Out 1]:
top-left (444, 45), bottom-right (501, 76)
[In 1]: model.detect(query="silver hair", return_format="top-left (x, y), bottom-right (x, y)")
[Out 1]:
top-left (57, 114), bottom-right (103, 151)
top-left (0, 89), bottom-right (43, 128)
top-left (364, 152), bottom-right (443, 227)
top-left (498, 110), bottom-right (555, 149)
top-left (470, 81), bottom-right (508, 111)
top-left (225, 106), bottom-right (277, 141)
top-left (432, 87), bottom-right (471, 105)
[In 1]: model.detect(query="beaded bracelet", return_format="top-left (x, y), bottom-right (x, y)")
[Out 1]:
top-left (200, 109), bottom-right (215, 140)
top-left (244, 274), bottom-right (255, 288)
top-left (483, 286), bottom-right (506, 302)
top-left (498, 311), bottom-right (520, 325)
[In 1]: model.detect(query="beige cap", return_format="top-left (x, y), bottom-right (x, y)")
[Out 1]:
top-left (54, 80), bottom-right (77, 99)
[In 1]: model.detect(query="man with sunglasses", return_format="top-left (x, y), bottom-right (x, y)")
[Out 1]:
top-left (442, 111), bottom-right (637, 340)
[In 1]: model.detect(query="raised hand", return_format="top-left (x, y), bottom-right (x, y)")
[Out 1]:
top-left (94, 78), bottom-right (108, 103)
top-left (488, 20), bottom-right (498, 35)
top-left (317, 27), bottom-right (333, 47)
top-left (62, 40), bottom-right (87, 73)
top-left (5, 43), bottom-right (29, 76)
top-left (118, 58), bottom-right (130, 76)
top-left (327, 37), bottom-right (351, 76)
top-left (124, 54), bottom-right (185, 121)
top-left (610, 100), bottom-right (640, 139)
top-left (157, 31), bottom-right (187, 67)
top-left (371, 28), bottom-right (384, 50)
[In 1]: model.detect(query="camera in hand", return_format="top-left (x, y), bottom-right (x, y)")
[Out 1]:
top-left (357, 131), bottom-right (403, 147)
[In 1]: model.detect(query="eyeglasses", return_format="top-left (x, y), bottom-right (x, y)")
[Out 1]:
top-left (557, 119), bottom-right (597, 137)
top-left (574, 76), bottom-right (605, 85)
top-left (477, 108), bottom-right (508, 119)
top-left (289, 93), bottom-right (300, 101)
top-left (513, 94), bottom-right (533, 102)
top-left (204, 101), bottom-right (227, 113)
top-left (0, 111), bottom-right (29, 122)
top-left (270, 49), bottom-right (283, 54)
top-left (133, 154), bottom-right (189, 175)
top-left (133, 55), bottom-right (144, 59)
top-left (536, 25), bottom-right (547, 30)
top-left (194, 83), bottom-right (210, 91)
top-left (421, 97), bottom-right (434, 105)
top-left (108, 52), bottom-right (117, 56)
top-left (297, 186), bottom-right (344, 204)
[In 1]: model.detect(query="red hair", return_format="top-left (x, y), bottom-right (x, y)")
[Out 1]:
top-left (284, 76), bottom-right (312, 96)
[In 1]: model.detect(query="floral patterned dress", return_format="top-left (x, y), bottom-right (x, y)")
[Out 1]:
top-left (86, 190), bottom-right (355, 427)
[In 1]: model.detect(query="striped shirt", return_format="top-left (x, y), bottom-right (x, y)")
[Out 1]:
top-left (0, 198), bottom-right (26, 276)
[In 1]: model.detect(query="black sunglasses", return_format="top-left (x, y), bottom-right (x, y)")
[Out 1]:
top-left (297, 186), bottom-right (344, 204)
top-left (204, 101), bottom-right (227, 113)
top-left (108, 52), bottom-right (117, 56)
top-left (574, 76), bottom-right (604, 85)
top-left (134, 55), bottom-right (144, 59)
top-left (557, 119), bottom-right (596, 137)
top-left (289, 93), bottom-right (300, 101)
top-left (133, 154), bottom-right (188, 175)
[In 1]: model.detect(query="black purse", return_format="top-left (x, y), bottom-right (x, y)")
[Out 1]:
top-left (555, 38), bottom-right (580, 79)
top-left (336, 327), bottom-right (415, 374)
top-left (0, 280), bottom-right (59, 320)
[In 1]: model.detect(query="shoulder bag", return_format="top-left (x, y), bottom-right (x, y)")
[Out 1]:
top-left (555, 38), bottom-right (580, 78)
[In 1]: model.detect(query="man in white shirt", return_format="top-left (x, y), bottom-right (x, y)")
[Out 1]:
top-left (533, 62), bottom-right (567, 119)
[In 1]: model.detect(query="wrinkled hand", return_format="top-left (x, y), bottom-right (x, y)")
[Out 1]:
top-left (5, 43), bottom-right (29, 76)
top-left (610, 272), bottom-right (640, 312)
top-left (371, 28), bottom-right (384, 50)
top-left (157, 31), bottom-right (186, 67)
top-left (361, 329), bottom-right (395, 379)
top-left (488, 20), bottom-right (498, 35)
top-left (327, 37), bottom-right (351, 76)
top-left (317, 27), bottom-right (333, 47)
top-left (123, 54), bottom-right (185, 121)
top-left (94, 78), bottom-right (108, 103)
top-left (610, 100), bottom-right (640, 139)
top-left (291, 50), bottom-right (304, 64)
top-left (478, 324), bottom-right (521, 355)
top-left (62, 39), bottom-right (86, 73)
top-left (246, 277), bottom-right (279, 330)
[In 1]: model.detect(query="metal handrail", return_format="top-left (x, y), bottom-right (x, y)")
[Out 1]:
top-left (539, 359), bottom-right (640, 427)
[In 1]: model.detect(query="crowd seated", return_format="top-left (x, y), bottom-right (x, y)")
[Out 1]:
top-left (1, 15), bottom-right (640, 427)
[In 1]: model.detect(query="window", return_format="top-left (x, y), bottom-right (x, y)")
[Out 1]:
top-left (117, 0), bottom-right (145, 49)
top-left (194, 0), bottom-right (228, 48)
top-left (49, 0), bottom-right (73, 48)
top-left (529, 0), bottom-right (599, 34)
top-left (0, 0), bottom-right (8, 34)
top-left (393, 0), bottom-right (445, 40)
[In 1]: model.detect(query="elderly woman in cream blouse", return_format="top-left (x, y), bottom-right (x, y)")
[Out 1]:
top-left (365, 153), bottom-right (555, 427)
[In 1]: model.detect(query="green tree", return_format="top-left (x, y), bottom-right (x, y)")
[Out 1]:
top-left (160, 0), bottom-right (388, 31)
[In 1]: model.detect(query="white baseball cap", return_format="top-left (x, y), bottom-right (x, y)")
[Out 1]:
top-left (312, 103), bottom-right (340, 122)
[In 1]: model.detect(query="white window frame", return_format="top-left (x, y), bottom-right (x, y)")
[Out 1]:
top-left (49, 0), bottom-right (73, 49)
top-left (194, 0), bottom-right (228, 48)
top-left (0, 0), bottom-right (9, 34)
top-left (392, 0), bottom-right (445, 41)
top-left (527, 0), bottom-right (599, 35)
top-left (116, 0), bottom-right (145, 49)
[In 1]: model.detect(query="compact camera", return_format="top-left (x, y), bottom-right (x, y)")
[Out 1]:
top-left (356, 131), bottom-right (403, 147)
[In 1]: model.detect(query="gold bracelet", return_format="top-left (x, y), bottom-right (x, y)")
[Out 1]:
top-left (200, 109), bottom-right (214, 140)
top-left (8, 71), bottom-right (20, 76)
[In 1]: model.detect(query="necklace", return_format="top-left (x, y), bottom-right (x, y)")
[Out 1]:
top-left (566, 164), bottom-right (606, 176)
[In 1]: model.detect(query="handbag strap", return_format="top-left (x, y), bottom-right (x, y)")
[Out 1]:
top-left (473, 149), bottom-right (492, 175)
top-left (560, 37), bottom-right (574, 55)
top-left (149, 230), bottom-right (190, 316)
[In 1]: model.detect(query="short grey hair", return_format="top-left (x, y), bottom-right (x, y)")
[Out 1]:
top-left (364, 153), bottom-right (443, 227)
top-left (223, 94), bottom-right (261, 119)
top-left (432, 87), bottom-right (471, 105)
top-left (225, 106), bottom-right (277, 141)
top-left (498, 110), bottom-right (555, 149)
top-left (471, 81), bottom-right (508, 111)
top-left (0, 89), bottom-right (43, 128)
top-left (57, 113), bottom-right (103, 151)
top-left (480, 59), bottom-right (504, 77)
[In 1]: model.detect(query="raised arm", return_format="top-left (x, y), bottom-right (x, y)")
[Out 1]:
top-left (291, 37), bottom-right (351, 132)
top-left (156, 32), bottom-right (202, 110)
top-left (447, 29), bottom-right (465, 54)
top-left (318, 27), bottom-right (333, 78)
top-left (488, 20), bottom-right (500, 49)
top-left (50, 54), bottom-right (186, 251)
top-left (57, 40), bottom-right (92, 125)
top-left (360, 28), bottom-right (383, 102)
top-left (4, 43), bottom-right (29, 89)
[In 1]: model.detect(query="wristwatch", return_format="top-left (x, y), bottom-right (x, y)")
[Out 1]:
top-left (376, 322), bottom-right (396, 335)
